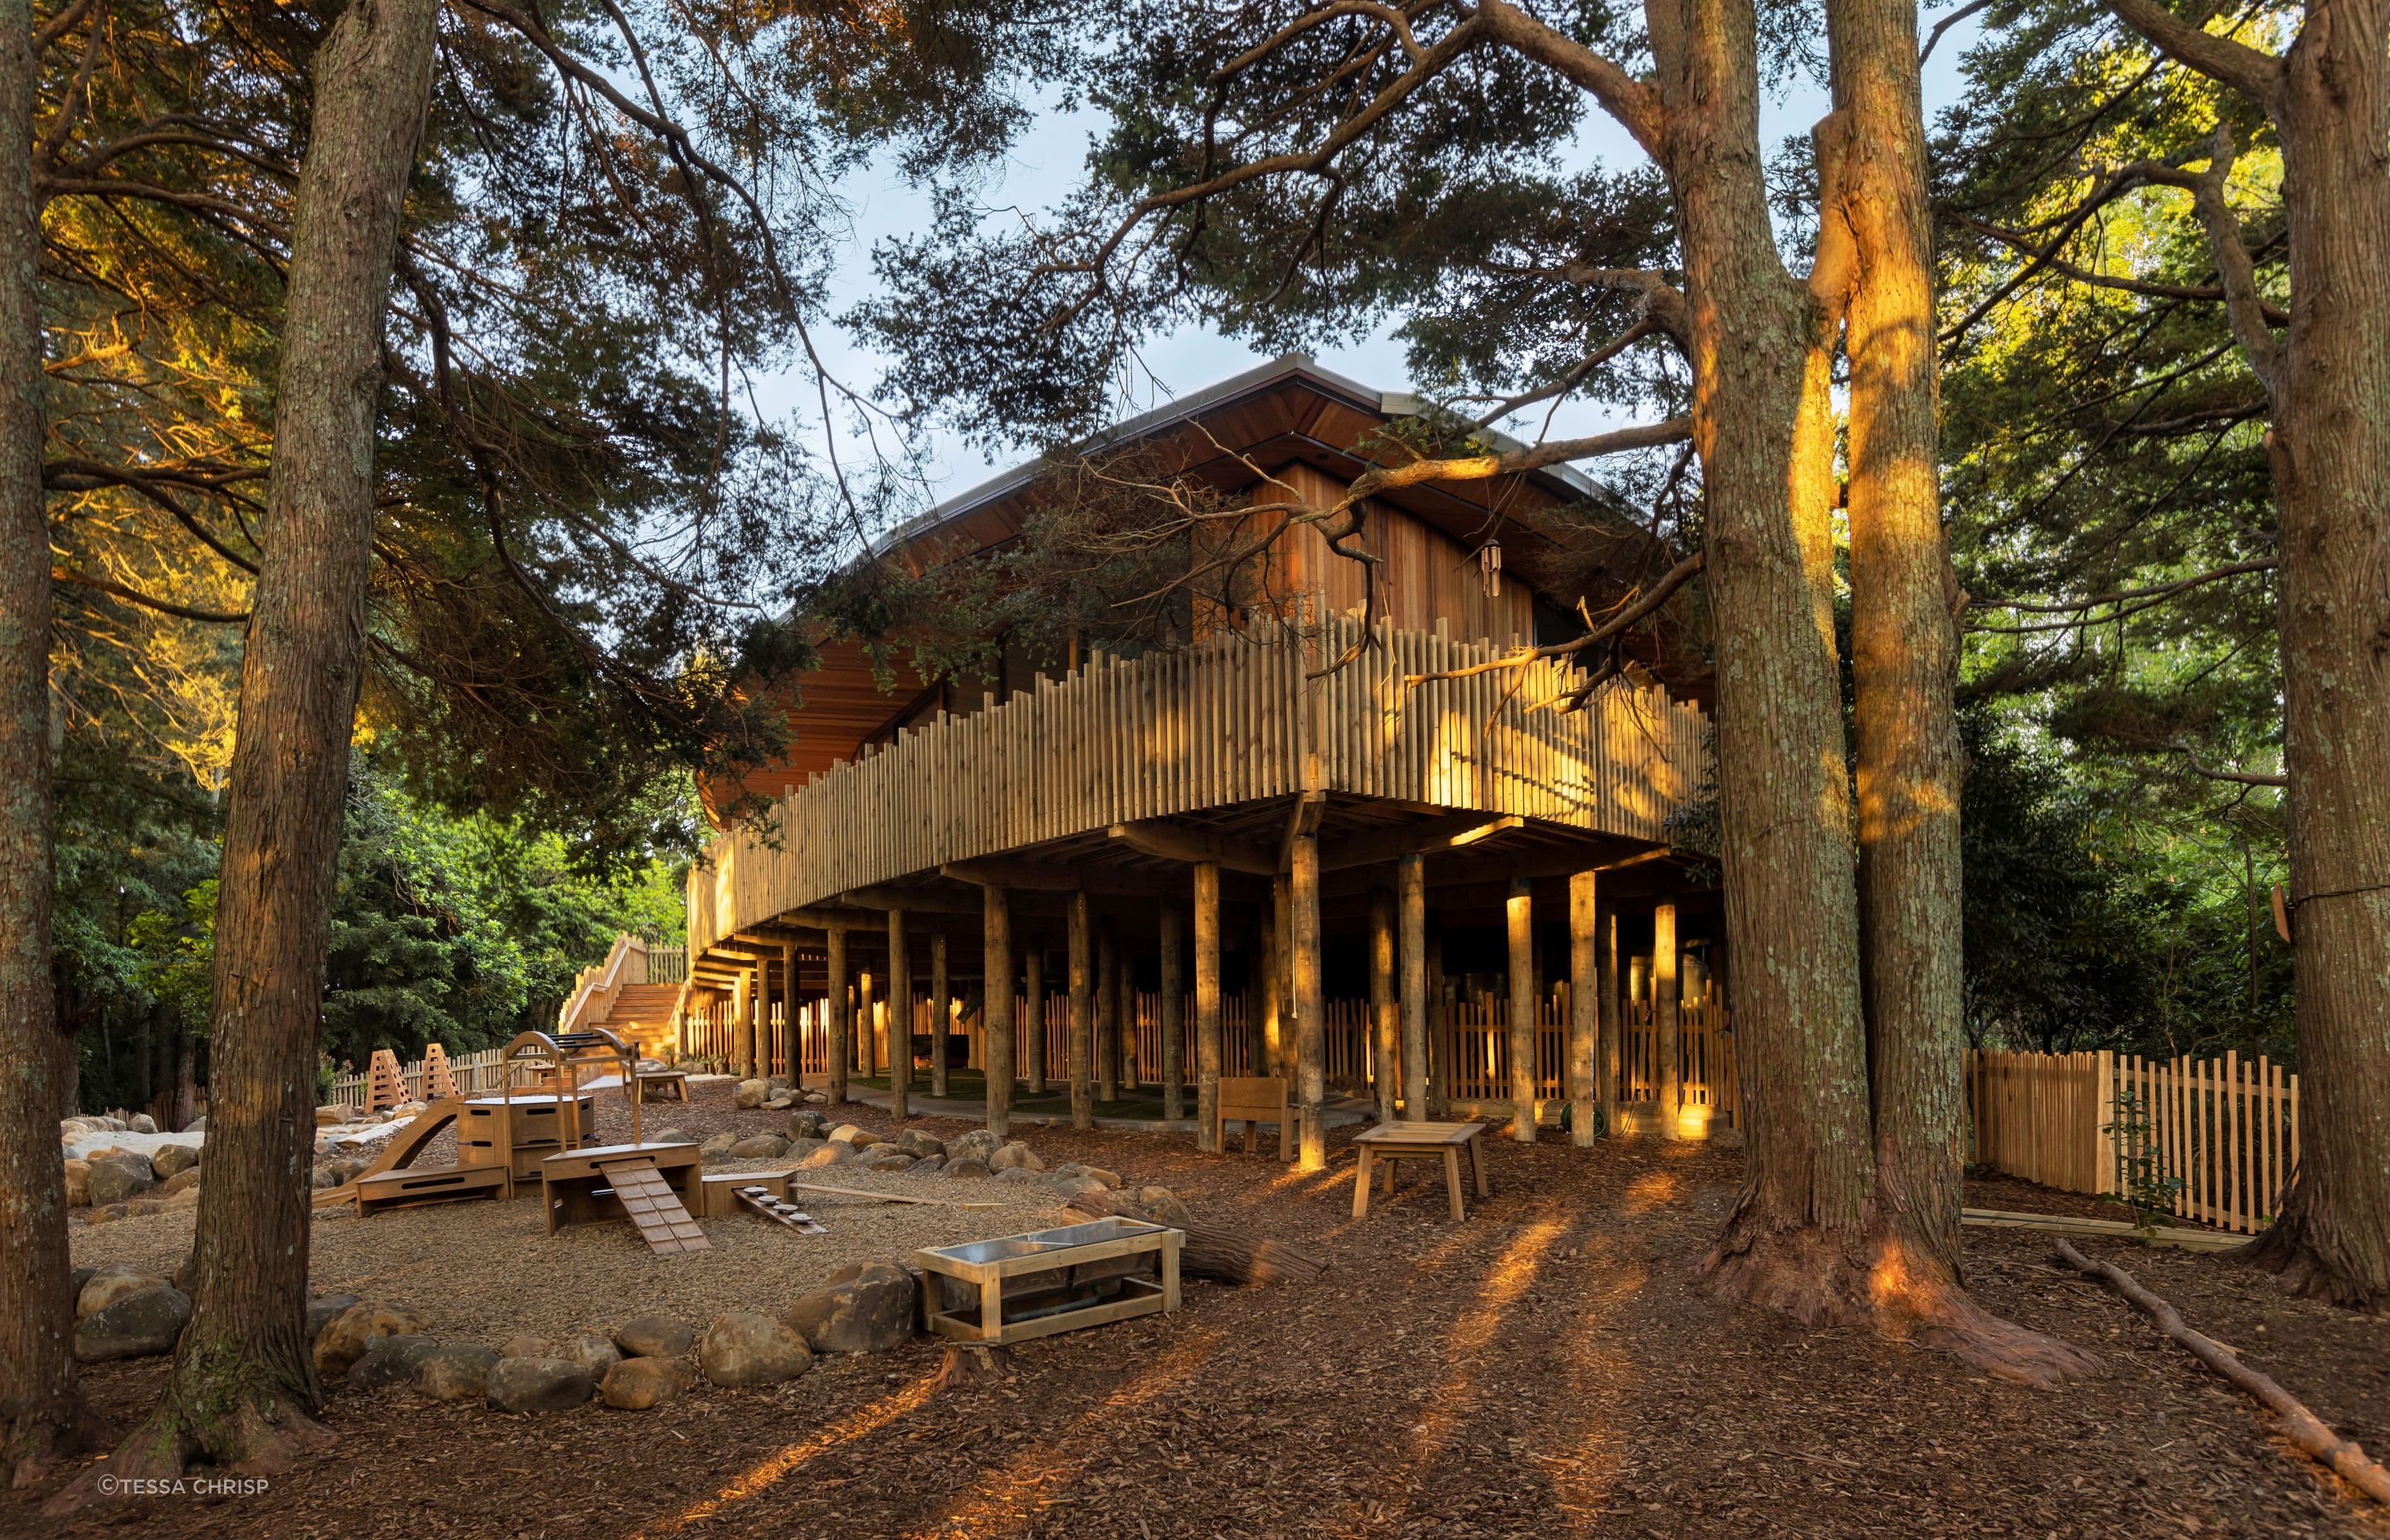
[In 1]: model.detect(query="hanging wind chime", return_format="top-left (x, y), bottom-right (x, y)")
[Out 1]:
top-left (1479, 536), bottom-right (1502, 598)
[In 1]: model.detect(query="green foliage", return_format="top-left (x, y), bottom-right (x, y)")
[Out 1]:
top-left (2104, 1084), bottom-right (2186, 1235)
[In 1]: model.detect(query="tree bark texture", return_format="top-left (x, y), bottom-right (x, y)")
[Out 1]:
top-left (1654, 900), bottom-right (1680, 1136)
top-left (1095, 924), bottom-right (1118, 1104)
top-left (2241, 0), bottom-right (2390, 1309)
top-left (1649, 0), bottom-right (1877, 1318)
top-left (1829, 0), bottom-right (1968, 1285)
top-left (1022, 944), bottom-right (1045, 1095)
top-left (0, 0), bottom-right (92, 1481)
top-left (115, 0), bottom-right (442, 1479)
top-left (929, 929), bottom-right (949, 1099)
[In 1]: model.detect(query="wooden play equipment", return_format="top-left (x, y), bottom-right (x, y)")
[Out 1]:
top-left (1214, 1076), bottom-right (1293, 1160)
top-left (422, 1042), bottom-right (460, 1101)
top-left (365, 1049), bottom-right (407, 1113)
top-left (734, 1187), bottom-right (827, 1233)
top-left (915, 1217), bottom-right (1181, 1347)
top-left (1349, 1120), bottom-right (1491, 1222)
top-left (540, 1141), bottom-right (708, 1254)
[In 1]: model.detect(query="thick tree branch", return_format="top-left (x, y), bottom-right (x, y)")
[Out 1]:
top-left (1476, 0), bottom-right (1666, 157)
top-left (1968, 557), bottom-right (2275, 616)
top-left (1403, 548), bottom-right (1705, 688)
top-left (2100, 0), bottom-right (2280, 100)
top-left (52, 566), bottom-right (247, 624)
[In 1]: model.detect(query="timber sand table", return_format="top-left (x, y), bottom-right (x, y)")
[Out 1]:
top-left (1349, 1120), bottom-right (1491, 1221)
top-left (915, 1216), bottom-right (1183, 1345)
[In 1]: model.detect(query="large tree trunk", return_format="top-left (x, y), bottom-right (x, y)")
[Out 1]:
top-left (2243, 4), bottom-right (2390, 1310)
top-left (1658, 0), bottom-right (1876, 1321)
top-left (1828, 0), bottom-right (2095, 1381)
top-left (0, 0), bottom-right (94, 1483)
top-left (103, 0), bottom-right (443, 1482)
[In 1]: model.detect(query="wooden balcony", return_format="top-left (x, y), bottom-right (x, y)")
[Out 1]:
top-left (687, 612), bottom-right (1710, 957)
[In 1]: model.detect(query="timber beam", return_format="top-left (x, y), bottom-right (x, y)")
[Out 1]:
top-left (1108, 821), bottom-right (1275, 876)
top-left (1319, 813), bottom-right (1524, 872)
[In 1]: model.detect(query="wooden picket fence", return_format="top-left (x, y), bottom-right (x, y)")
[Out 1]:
top-left (1965, 1048), bottom-right (2301, 1235)
top-left (326, 1043), bottom-right (508, 1108)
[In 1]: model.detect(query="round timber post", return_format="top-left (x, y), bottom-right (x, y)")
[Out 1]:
top-left (1067, 891), bottom-right (1094, 1130)
top-left (1292, 830), bottom-right (1326, 1170)
top-left (930, 928), bottom-right (951, 1100)
top-left (1369, 886), bottom-right (1397, 1124)
top-left (1508, 877), bottom-right (1538, 1143)
top-left (1399, 853), bottom-right (1427, 1119)
top-left (887, 909), bottom-right (911, 1120)
top-left (1193, 862), bottom-right (1222, 1150)
top-left (983, 885), bottom-right (1012, 1138)
top-left (1159, 901), bottom-right (1185, 1122)
top-left (1023, 943), bottom-right (1047, 1094)
top-left (1655, 900), bottom-right (1681, 1139)
top-left (1568, 870), bottom-right (1600, 1146)
top-left (826, 923), bottom-right (850, 1105)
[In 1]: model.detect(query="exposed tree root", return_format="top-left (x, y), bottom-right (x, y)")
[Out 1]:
top-left (41, 1352), bottom-right (329, 1515)
top-left (931, 1343), bottom-right (1017, 1391)
top-left (5, 1400), bottom-right (106, 1489)
top-left (2241, 1183), bottom-right (2387, 1313)
top-left (1702, 1195), bottom-right (2100, 1388)
top-left (2057, 1240), bottom-right (2390, 1506)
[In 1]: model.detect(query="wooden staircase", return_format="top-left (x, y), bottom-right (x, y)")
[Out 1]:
top-left (599, 982), bottom-right (681, 1060)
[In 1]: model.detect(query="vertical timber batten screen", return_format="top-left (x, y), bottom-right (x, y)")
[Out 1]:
top-left (687, 614), bottom-right (1710, 957)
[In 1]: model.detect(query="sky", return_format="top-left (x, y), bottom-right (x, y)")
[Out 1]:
top-left (778, 10), bottom-right (1987, 525)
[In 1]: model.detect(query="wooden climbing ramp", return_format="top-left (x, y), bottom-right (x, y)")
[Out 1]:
top-left (601, 1159), bottom-right (710, 1255)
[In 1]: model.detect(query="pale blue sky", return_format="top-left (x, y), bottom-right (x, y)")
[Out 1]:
top-left (784, 9), bottom-right (1985, 520)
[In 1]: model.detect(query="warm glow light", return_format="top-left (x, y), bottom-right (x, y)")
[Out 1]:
top-left (627, 1375), bottom-right (940, 1539)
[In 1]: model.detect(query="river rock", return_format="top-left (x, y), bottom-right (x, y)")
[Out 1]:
top-left (85, 1153), bottom-right (155, 1207)
top-left (351, 1334), bottom-right (440, 1392)
top-left (78, 1265), bottom-right (168, 1319)
top-left (782, 1260), bottom-right (917, 1354)
top-left (75, 1285), bottom-right (190, 1362)
top-left (891, 1128), bottom-right (945, 1160)
top-left (612, 1313), bottom-right (697, 1359)
top-left (557, 1332), bottom-right (622, 1377)
top-left (729, 1133), bottom-right (790, 1160)
top-left (698, 1311), bottom-right (812, 1387)
top-left (825, 1123), bottom-right (878, 1148)
top-left (159, 1167), bottom-right (201, 1196)
top-left (733, 1079), bottom-right (770, 1109)
top-left (1050, 1174), bottom-right (1106, 1201)
top-left (316, 1302), bottom-right (435, 1376)
top-left (149, 1143), bottom-right (201, 1179)
top-left (945, 1128), bottom-right (1002, 1165)
top-left (128, 1113), bottom-right (158, 1135)
top-left (860, 1150), bottom-right (916, 1173)
top-left (786, 1109), bottom-right (829, 1141)
top-left (943, 1158), bottom-right (992, 1181)
top-left (306, 1294), bottom-right (361, 1343)
top-left (1054, 1163), bottom-right (1121, 1190)
top-left (1137, 1187), bottom-right (1195, 1227)
top-left (61, 1158), bottom-right (90, 1206)
top-left (485, 1357), bottom-right (595, 1414)
top-left (650, 1127), bottom-right (693, 1147)
top-left (991, 1167), bottom-right (1046, 1187)
top-left (989, 1142), bottom-right (1042, 1172)
top-left (601, 1356), bottom-right (694, 1410)
top-left (798, 1142), bottom-right (852, 1168)
top-left (415, 1343), bottom-right (499, 1401)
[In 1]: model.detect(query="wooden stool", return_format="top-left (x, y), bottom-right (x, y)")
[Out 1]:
top-left (1351, 1121), bottom-right (1490, 1222)
top-left (1213, 1075), bottom-right (1293, 1161)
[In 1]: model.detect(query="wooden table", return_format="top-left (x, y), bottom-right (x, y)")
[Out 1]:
top-left (915, 1218), bottom-right (1182, 1346)
top-left (632, 1068), bottom-right (690, 1104)
top-left (1351, 1121), bottom-right (1490, 1221)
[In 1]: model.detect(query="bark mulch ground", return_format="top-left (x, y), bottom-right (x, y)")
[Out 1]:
top-left (12, 1085), bottom-right (2387, 1540)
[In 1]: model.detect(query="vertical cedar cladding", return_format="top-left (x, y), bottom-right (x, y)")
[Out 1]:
top-left (1199, 461), bottom-right (1533, 648)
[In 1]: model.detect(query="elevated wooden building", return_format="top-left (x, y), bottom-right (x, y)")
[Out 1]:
top-left (675, 358), bottom-right (1729, 1162)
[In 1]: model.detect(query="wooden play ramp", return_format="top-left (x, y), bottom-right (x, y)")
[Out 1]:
top-left (313, 1097), bottom-right (466, 1209)
top-left (599, 1158), bottom-right (710, 1255)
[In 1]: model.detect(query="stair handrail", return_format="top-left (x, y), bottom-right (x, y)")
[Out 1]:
top-left (557, 933), bottom-right (646, 1036)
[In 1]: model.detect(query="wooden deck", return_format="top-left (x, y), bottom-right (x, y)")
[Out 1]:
top-left (689, 613), bottom-right (1709, 955)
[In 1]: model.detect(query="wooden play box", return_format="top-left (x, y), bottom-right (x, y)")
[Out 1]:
top-left (459, 1091), bottom-right (599, 1181)
top-left (914, 1217), bottom-right (1182, 1347)
top-left (539, 1142), bottom-right (706, 1252)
